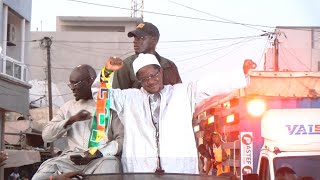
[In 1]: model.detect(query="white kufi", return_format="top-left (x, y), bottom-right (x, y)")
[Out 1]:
top-left (133, 53), bottom-right (160, 75)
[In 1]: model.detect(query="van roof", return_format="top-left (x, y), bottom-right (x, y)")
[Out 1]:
top-left (261, 109), bottom-right (320, 152)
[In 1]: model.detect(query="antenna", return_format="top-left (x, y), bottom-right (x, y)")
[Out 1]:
top-left (131, 0), bottom-right (144, 18)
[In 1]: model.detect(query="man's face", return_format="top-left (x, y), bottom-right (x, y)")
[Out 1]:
top-left (137, 65), bottom-right (164, 94)
top-left (204, 133), bottom-right (212, 144)
top-left (212, 134), bottom-right (221, 144)
top-left (68, 69), bottom-right (92, 101)
top-left (133, 35), bottom-right (156, 54)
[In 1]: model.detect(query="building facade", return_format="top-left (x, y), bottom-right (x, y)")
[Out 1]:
top-left (0, 0), bottom-right (31, 115)
top-left (0, 0), bottom-right (32, 178)
top-left (29, 16), bottom-right (142, 107)
top-left (265, 26), bottom-right (320, 72)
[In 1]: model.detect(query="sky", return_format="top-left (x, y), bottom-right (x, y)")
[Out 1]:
top-left (31, 0), bottom-right (320, 82)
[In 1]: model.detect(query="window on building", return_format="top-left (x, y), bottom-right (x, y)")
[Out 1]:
top-left (14, 63), bottom-right (22, 79)
top-left (6, 60), bottom-right (14, 76)
top-left (4, 57), bottom-right (24, 81)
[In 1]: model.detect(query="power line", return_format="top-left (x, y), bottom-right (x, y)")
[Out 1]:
top-left (64, 0), bottom-right (320, 33)
top-left (168, 0), bottom-right (269, 32)
top-left (25, 63), bottom-right (102, 71)
top-left (52, 43), bottom-right (134, 58)
top-left (279, 48), bottom-right (292, 71)
top-left (51, 34), bottom-right (266, 44)
top-left (257, 38), bottom-right (272, 68)
top-left (181, 36), bottom-right (259, 74)
top-left (282, 47), bottom-right (311, 71)
top-left (65, 0), bottom-right (276, 29)
top-left (175, 36), bottom-right (262, 63)
top-left (30, 92), bottom-right (72, 97)
top-left (53, 42), bottom-right (133, 51)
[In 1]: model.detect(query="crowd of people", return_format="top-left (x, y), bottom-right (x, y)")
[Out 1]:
top-left (198, 131), bottom-right (230, 176)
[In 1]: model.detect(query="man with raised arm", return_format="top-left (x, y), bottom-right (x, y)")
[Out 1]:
top-left (92, 54), bottom-right (247, 174)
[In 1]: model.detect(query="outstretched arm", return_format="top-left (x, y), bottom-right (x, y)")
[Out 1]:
top-left (190, 69), bottom-right (247, 107)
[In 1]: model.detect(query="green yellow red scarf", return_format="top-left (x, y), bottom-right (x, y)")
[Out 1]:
top-left (88, 67), bottom-right (112, 155)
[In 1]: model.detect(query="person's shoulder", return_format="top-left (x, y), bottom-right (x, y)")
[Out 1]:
top-left (157, 54), bottom-right (178, 68)
top-left (62, 99), bottom-right (76, 107)
top-left (158, 55), bottom-right (173, 63)
top-left (123, 54), bottom-right (138, 64)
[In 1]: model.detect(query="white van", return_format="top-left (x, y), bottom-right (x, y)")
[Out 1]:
top-left (257, 109), bottom-right (320, 180)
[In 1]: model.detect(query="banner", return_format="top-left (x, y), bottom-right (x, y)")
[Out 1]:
top-left (240, 132), bottom-right (253, 179)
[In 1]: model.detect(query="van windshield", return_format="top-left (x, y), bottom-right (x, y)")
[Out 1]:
top-left (274, 155), bottom-right (320, 180)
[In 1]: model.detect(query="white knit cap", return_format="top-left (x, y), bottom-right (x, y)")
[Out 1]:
top-left (133, 53), bottom-right (160, 75)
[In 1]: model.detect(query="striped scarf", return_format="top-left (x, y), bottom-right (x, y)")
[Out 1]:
top-left (88, 67), bottom-right (112, 155)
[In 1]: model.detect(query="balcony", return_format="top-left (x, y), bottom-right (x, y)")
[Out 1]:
top-left (0, 54), bottom-right (26, 82)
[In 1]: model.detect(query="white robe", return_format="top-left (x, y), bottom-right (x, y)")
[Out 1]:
top-left (92, 70), bottom-right (247, 174)
top-left (32, 99), bottom-right (124, 179)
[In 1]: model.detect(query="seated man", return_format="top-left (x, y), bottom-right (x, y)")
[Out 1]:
top-left (32, 64), bottom-right (124, 180)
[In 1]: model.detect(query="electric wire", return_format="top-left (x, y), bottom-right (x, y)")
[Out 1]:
top-left (175, 36), bottom-right (262, 63)
top-left (64, 0), bottom-right (320, 32)
top-left (51, 34), bottom-right (265, 44)
top-left (181, 36), bottom-right (259, 74)
top-left (168, 0), bottom-right (269, 32)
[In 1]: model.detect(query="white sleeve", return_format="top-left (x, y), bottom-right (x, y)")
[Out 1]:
top-left (42, 105), bottom-right (69, 142)
top-left (190, 69), bottom-right (247, 104)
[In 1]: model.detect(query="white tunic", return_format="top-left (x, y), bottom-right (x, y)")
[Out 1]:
top-left (42, 99), bottom-right (121, 155)
top-left (92, 70), bottom-right (247, 174)
top-left (33, 99), bottom-right (124, 179)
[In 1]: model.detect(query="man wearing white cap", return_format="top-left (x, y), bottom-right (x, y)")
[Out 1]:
top-left (92, 54), bottom-right (247, 174)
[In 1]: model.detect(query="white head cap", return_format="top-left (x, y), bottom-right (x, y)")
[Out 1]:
top-left (133, 53), bottom-right (160, 75)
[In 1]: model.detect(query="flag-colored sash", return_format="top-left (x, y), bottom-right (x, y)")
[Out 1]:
top-left (88, 67), bottom-right (113, 155)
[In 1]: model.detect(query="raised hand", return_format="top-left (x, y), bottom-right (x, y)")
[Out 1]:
top-left (64, 110), bottom-right (92, 128)
top-left (105, 56), bottom-right (123, 71)
top-left (73, 110), bottom-right (92, 122)
top-left (70, 151), bottom-right (98, 165)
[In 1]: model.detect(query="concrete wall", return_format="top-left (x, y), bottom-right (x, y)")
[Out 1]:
top-left (265, 27), bottom-right (320, 72)
top-left (3, 0), bottom-right (32, 21)
top-left (0, 74), bottom-right (31, 114)
top-left (56, 16), bottom-right (142, 32)
top-left (311, 30), bottom-right (320, 71)
top-left (0, 0), bottom-right (31, 114)
top-left (0, 3), bottom-right (3, 46)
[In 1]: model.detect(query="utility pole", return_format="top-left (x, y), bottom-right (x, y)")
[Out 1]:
top-left (40, 37), bottom-right (53, 154)
top-left (42, 37), bottom-right (53, 120)
top-left (273, 34), bottom-right (279, 71)
top-left (40, 37), bottom-right (53, 121)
